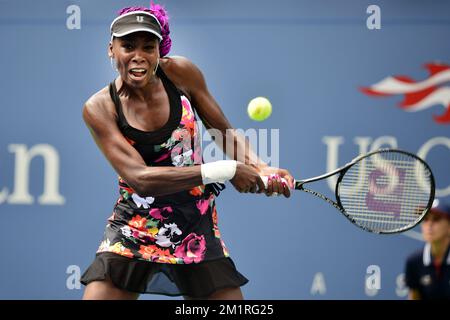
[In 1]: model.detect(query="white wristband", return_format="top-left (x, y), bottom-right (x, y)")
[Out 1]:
top-left (201, 160), bottom-right (237, 184)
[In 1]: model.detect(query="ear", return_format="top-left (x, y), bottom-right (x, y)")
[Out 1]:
top-left (108, 42), bottom-right (114, 58)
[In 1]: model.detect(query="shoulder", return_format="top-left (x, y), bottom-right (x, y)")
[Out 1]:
top-left (160, 56), bottom-right (206, 97)
top-left (404, 248), bottom-right (424, 289)
top-left (406, 248), bottom-right (424, 267)
top-left (82, 85), bottom-right (117, 125)
top-left (160, 55), bottom-right (201, 75)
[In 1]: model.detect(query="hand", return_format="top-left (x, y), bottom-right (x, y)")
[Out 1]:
top-left (230, 162), bottom-right (266, 194)
top-left (256, 166), bottom-right (294, 198)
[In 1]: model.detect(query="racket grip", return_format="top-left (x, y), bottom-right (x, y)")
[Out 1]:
top-left (260, 176), bottom-right (290, 189)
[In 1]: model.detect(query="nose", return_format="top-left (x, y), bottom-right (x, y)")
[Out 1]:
top-left (131, 50), bottom-right (146, 64)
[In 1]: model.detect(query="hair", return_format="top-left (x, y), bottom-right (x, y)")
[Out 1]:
top-left (117, 2), bottom-right (171, 57)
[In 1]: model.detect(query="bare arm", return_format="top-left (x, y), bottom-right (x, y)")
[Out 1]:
top-left (82, 93), bottom-right (203, 197)
top-left (166, 57), bottom-right (294, 193)
top-left (179, 59), bottom-right (264, 166)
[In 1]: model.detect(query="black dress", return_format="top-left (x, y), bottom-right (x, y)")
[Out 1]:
top-left (80, 66), bottom-right (248, 298)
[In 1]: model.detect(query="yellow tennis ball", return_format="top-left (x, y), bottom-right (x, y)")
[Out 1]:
top-left (247, 97), bottom-right (272, 121)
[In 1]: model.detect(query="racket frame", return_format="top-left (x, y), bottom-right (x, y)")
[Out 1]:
top-left (294, 149), bottom-right (435, 234)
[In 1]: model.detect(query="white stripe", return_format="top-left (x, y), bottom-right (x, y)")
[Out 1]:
top-left (112, 28), bottom-right (162, 41)
top-left (403, 87), bottom-right (450, 112)
top-left (369, 70), bottom-right (450, 94)
top-left (423, 243), bottom-right (431, 266)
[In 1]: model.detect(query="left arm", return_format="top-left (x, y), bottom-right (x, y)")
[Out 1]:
top-left (164, 56), bottom-right (294, 196)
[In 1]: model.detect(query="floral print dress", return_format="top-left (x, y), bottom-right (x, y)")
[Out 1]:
top-left (97, 67), bottom-right (230, 265)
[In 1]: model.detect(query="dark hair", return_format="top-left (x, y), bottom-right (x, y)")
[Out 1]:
top-left (118, 2), bottom-right (171, 57)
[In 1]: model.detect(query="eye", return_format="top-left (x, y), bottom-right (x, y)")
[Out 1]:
top-left (122, 43), bottom-right (134, 50)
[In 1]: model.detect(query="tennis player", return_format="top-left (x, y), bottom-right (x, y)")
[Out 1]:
top-left (80, 3), bottom-right (294, 300)
top-left (404, 199), bottom-right (450, 300)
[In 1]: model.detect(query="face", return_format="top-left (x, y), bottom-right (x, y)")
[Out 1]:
top-left (421, 211), bottom-right (450, 243)
top-left (109, 31), bottom-right (160, 88)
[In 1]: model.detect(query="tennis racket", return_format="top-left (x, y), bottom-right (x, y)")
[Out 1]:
top-left (262, 149), bottom-right (435, 234)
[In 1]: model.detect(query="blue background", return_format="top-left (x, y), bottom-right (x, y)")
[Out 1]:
top-left (0, 0), bottom-right (449, 299)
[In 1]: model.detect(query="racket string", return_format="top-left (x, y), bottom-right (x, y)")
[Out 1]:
top-left (338, 151), bottom-right (433, 233)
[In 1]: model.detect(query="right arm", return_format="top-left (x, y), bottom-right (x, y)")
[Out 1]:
top-left (404, 254), bottom-right (421, 300)
top-left (82, 94), bottom-right (203, 197)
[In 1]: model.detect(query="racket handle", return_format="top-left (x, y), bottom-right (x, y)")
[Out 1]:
top-left (260, 176), bottom-right (289, 189)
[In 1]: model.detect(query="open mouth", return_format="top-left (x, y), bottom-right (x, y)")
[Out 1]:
top-left (129, 68), bottom-right (148, 79)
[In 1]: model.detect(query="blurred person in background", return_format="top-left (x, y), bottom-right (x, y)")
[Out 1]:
top-left (405, 199), bottom-right (450, 300)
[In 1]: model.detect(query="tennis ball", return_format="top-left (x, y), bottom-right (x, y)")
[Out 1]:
top-left (247, 97), bottom-right (272, 121)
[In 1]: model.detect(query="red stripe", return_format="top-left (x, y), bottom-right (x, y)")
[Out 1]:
top-left (393, 75), bottom-right (416, 83)
top-left (424, 62), bottom-right (450, 76)
top-left (359, 87), bottom-right (392, 97)
top-left (433, 105), bottom-right (450, 124)
top-left (398, 86), bottom-right (437, 108)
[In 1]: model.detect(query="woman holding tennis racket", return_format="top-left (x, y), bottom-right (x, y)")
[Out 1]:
top-left (80, 3), bottom-right (293, 300)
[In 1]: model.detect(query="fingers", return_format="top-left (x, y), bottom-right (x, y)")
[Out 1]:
top-left (238, 178), bottom-right (264, 194)
top-left (233, 166), bottom-right (294, 197)
top-left (271, 174), bottom-right (281, 195)
top-left (263, 174), bottom-right (279, 197)
top-left (284, 175), bottom-right (294, 190)
top-left (279, 169), bottom-right (295, 189)
top-left (256, 176), bottom-right (265, 194)
top-left (282, 179), bottom-right (291, 198)
top-left (263, 174), bottom-right (291, 198)
top-left (265, 175), bottom-right (273, 197)
top-left (237, 174), bottom-right (290, 197)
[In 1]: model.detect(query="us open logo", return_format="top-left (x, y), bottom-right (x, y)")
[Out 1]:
top-left (360, 62), bottom-right (450, 125)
